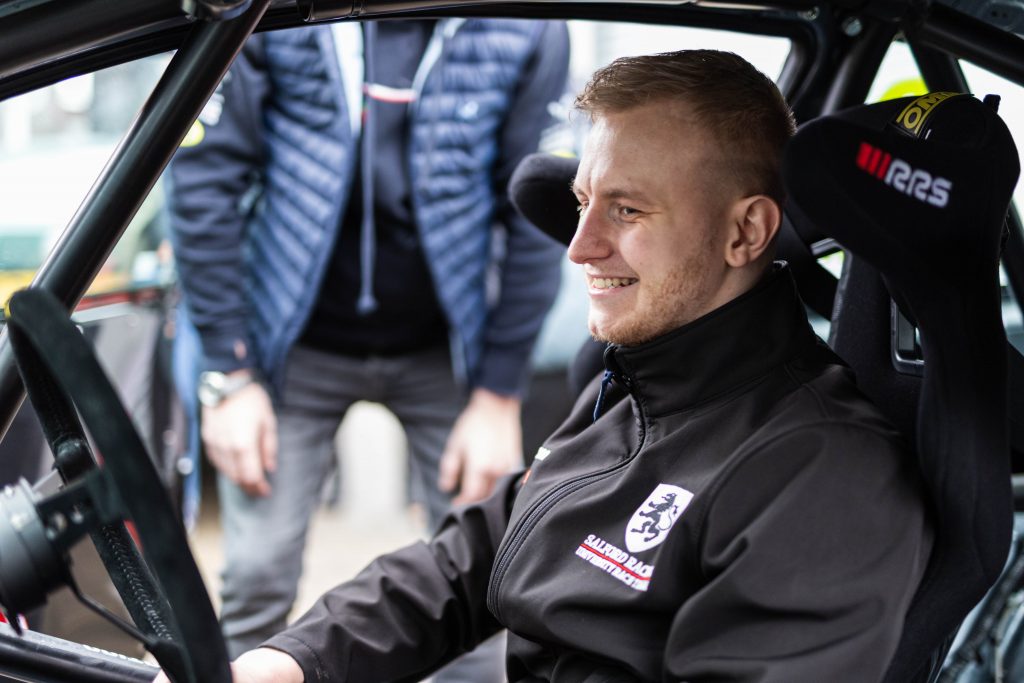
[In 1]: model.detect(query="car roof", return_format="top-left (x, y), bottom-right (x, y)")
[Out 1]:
top-left (0, 0), bottom-right (1021, 90)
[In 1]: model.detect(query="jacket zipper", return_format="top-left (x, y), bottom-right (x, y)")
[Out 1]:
top-left (487, 372), bottom-right (646, 623)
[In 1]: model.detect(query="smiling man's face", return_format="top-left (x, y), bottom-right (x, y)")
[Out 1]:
top-left (568, 100), bottom-right (741, 346)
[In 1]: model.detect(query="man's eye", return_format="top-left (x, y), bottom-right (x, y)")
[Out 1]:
top-left (576, 203), bottom-right (587, 215)
top-left (618, 206), bottom-right (640, 218)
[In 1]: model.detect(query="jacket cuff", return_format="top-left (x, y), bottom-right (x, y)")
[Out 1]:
top-left (198, 329), bottom-right (254, 374)
top-left (474, 343), bottom-right (534, 397)
top-left (261, 635), bottom-right (329, 683)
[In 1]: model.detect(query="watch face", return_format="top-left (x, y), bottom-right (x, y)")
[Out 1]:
top-left (197, 371), bottom-right (255, 407)
top-left (197, 372), bottom-right (226, 407)
top-left (197, 384), bottom-right (218, 407)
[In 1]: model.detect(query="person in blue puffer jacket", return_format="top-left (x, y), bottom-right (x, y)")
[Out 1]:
top-left (167, 18), bottom-right (569, 680)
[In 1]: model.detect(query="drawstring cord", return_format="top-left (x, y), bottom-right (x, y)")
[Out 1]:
top-left (357, 21), bottom-right (379, 315)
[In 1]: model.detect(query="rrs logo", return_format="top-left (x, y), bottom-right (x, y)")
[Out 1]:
top-left (856, 141), bottom-right (953, 208)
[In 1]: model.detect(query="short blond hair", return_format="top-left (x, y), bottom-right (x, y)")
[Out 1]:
top-left (576, 50), bottom-right (796, 203)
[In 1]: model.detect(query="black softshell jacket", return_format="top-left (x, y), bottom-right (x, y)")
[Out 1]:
top-left (265, 267), bottom-right (933, 682)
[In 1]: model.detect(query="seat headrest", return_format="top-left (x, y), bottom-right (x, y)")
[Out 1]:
top-left (509, 152), bottom-right (580, 246)
top-left (783, 93), bottom-right (1019, 316)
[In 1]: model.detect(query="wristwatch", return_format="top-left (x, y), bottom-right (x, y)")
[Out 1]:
top-left (197, 369), bottom-right (259, 408)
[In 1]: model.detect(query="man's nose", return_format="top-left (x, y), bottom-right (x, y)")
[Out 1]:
top-left (568, 209), bottom-right (611, 264)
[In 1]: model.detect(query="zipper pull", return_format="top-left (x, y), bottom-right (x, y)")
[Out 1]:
top-left (593, 369), bottom-right (614, 422)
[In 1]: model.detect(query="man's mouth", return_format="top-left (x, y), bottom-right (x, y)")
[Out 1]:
top-left (591, 277), bottom-right (638, 290)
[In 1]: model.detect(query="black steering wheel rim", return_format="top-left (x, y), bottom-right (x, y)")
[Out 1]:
top-left (4, 288), bottom-right (230, 683)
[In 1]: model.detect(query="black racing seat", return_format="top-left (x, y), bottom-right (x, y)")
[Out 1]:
top-left (783, 92), bottom-right (1020, 683)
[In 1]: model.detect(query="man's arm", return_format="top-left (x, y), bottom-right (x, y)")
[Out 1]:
top-left (666, 424), bottom-right (932, 683)
top-left (439, 21), bottom-right (571, 504)
top-left (169, 37), bottom-right (277, 496)
top-left (169, 36), bottom-right (268, 371)
top-left (152, 475), bottom-right (517, 683)
top-left (261, 474), bottom-right (518, 682)
top-left (478, 19), bottom-right (571, 396)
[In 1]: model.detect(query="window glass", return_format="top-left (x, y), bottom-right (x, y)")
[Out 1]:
top-left (0, 54), bottom-right (171, 308)
top-left (552, 23), bottom-right (790, 153)
top-left (866, 39), bottom-right (926, 104)
top-left (567, 22), bottom-right (790, 85)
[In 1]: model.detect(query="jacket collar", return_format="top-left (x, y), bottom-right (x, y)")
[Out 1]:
top-left (603, 264), bottom-right (821, 417)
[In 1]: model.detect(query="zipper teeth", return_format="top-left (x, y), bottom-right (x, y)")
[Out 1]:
top-left (488, 388), bottom-right (648, 623)
top-left (488, 466), bottom-right (623, 622)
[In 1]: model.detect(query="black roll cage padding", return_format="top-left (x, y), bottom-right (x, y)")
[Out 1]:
top-left (0, 623), bottom-right (158, 683)
top-left (4, 289), bottom-right (232, 683)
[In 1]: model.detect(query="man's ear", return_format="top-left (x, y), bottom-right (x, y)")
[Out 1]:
top-left (723, 195), bottom-right (781, 268)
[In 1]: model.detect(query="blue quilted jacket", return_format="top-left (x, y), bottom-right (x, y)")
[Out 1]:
top-left (169, 19), bottom-right (568, 397)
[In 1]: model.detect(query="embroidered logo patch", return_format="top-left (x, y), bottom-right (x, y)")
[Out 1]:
top-left (625, 484), bottom-right (693, 553)
top-left (575, 534), bottom-right (653, 592)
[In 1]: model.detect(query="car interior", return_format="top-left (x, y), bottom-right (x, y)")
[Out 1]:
top-left (0, 0), bottom-right (1023, 682)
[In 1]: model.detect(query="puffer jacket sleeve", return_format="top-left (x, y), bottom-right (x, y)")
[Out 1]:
top-left (664, 423), bottom-right (932, 683)
top-left (167, 35), bottom-right (270, 373)
top-left (262, 473), bottom-right (520, 683)
top-left (475, 21), bottom-right (571, 396)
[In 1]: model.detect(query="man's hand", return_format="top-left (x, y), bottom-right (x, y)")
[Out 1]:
top-left (201, 374), bottom-right (278, 498)
top-left (438, 388), bottom-right (523, 505)
top-left (151, 647), bottom-right (304, 683)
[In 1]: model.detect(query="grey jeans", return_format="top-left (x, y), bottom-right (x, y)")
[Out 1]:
top-left (217, 343), bottom-right (504, 681)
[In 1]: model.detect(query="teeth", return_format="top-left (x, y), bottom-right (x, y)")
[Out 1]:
top-left (592, 277), bottom-right (637, 289)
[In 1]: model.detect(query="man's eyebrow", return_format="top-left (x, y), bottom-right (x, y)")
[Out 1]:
top-left (599, 188), bottom-right (655, 205)
top-left (570, 179), bottom-right (653, 205)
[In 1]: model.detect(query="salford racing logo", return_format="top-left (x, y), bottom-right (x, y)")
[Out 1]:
top-left (856, 141), bottom-right (953, 208)
top-left (625, 484), bottom-right (694, 553)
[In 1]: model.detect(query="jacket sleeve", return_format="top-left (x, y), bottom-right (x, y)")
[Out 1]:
top-left (665, 424), bottom-right (933, 683)
top-left (261, 473), bottom-right (520, 683)
top-left (167, 36), bottom-right (270, 373)
top-left (474, 21), bottom-right (571, 396)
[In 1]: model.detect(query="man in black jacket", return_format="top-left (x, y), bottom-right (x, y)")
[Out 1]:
top-left (159, 49), bottom-right (932, 683)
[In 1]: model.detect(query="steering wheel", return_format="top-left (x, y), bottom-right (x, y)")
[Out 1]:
top-left (2, 288), bottom-right (231, 683)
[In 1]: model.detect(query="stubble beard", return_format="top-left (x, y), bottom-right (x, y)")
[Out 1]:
top-left (589, 253), bottom-right (716, 347)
